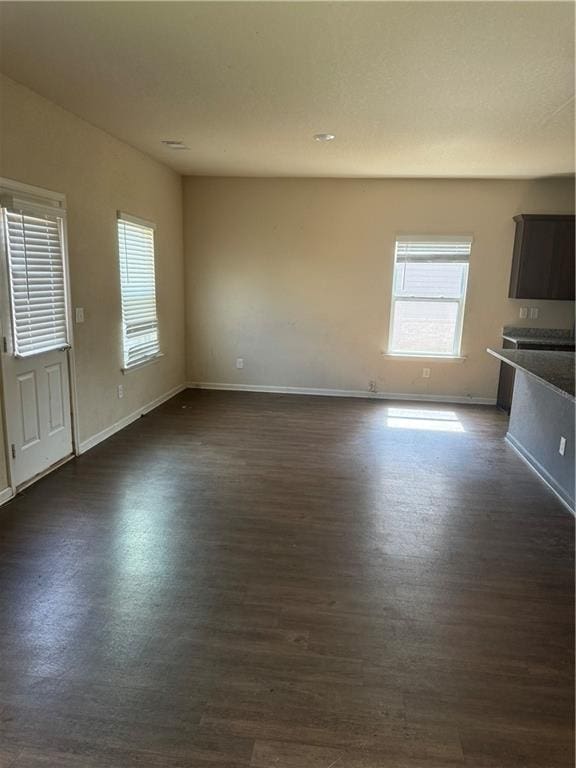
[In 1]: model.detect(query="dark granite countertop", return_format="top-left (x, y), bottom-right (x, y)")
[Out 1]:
top-left (502, 326), bottom-right (575, 347)
top-left (487, 348), bottom-right (575, 401)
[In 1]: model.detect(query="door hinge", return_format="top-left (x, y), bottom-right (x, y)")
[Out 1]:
top-left (11, 444), bottom-right (16, 460)
top-left (2, 337), bottom-right (7, 354)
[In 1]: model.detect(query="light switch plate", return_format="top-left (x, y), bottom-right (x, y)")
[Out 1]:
top-left (236, 358), bottom-right (244, 369)
top-left (529, 307), bottom-right (539, 319)
top-left (75, 307), bottom-right (85, 323)
top-left (519, 307), bottom-right (528, 319)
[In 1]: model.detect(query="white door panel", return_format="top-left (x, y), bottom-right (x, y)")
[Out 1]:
top-left (46, 361), bottom-right (65, 434)
top-left (5, 349), bottom-right (72, 487)
top-left (18, 370), bottom-right (41, 447)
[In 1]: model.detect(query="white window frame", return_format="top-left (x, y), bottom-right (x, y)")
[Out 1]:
top-left (117, 211), bottom-right (161, 372)
top-left (387, 235), bottom-right (472, 358)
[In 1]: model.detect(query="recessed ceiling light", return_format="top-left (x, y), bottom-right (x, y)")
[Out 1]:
top-left (161, 140), bottom-right (189, 150)
top-left (313, 133), bottom-right (336, 142)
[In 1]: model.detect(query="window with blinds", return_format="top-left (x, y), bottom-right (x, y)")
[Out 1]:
top-left (388, 235), bottom-right (472, 357)
top-left (2, 207), bottom-right (69, 357)
top-left (117, 213), bottom-right (160, 369)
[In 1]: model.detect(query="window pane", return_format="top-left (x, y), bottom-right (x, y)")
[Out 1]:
top-left (117, 217), bottom-right (160, 368)
top-left (394, 262), bottom-right (466, 298)
top-left (391, 300), bottom-right (459, 354)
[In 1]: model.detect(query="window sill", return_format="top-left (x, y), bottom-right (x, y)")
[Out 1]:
top-left (122, 353), bottom-right (164, 374)
top-left (383, 352), bottom-right (467, 361)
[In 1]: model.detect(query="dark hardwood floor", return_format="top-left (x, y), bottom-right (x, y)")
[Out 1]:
top-left (0, 390), bottom-right (573, 767)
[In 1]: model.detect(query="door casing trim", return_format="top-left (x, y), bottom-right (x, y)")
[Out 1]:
top-left (0, 177), bottom-right (80, 499)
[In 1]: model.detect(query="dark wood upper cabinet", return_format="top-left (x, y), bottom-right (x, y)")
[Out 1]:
top-left (509, 214), bottom-right (575, 300)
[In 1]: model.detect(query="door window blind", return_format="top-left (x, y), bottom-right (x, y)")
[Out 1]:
top-left (3, 208), bottom-right (69, 357)
top-left (117, 214), bottom-right (160, 369)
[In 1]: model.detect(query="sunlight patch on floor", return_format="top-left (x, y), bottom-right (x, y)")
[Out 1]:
top-left (386, 407), bottom-right (465, 432)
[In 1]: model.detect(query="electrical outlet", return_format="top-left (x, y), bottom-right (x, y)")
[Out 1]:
top-left (422, 367), bottom-right (431, 379)
top-left (75, 307), bottom-right (85, 323)
top-left (368, 380), bottom-right (377, 393)
top-left (117, 384), bottom-right (124, 399)
top-left (559, 436), bottom-right (567, 456)
top-left (236, 358), bottom-right (244, 369)
top-left (529, 307), bottom-right (539, 319)
top-left (519, 307), bottom-right (528, 319)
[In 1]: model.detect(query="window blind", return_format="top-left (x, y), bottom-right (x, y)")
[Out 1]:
top-left (3, 208), bottom-right (69, 357)
top-left (395, 235), bottom-right (473, 263)
top-left (117, 214), bottom-right (160, 369)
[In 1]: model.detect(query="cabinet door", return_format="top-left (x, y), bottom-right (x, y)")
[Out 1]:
top-left (510, 216), bottom-right (575, 300)
top-left (496, 362), bottom-right (515, 412)
top-left (496, 338), bottom-right (517, 412)
top-left (511, 219), bottom-right (557, 299)
top-left (548, 218), bottom-right (575, 300)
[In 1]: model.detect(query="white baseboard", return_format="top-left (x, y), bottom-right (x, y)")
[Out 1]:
top-left (79, 383), bottom-right (187, 454)
top-left (506, 433), bottom-right (575, 514)
top-left (0, 486), bottom-right (14, 507)
top-left (186, 381), bottom-right (496, 406)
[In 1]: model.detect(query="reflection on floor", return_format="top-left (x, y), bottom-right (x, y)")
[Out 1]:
top-left (0, 389), bottom-right (573, 768)
top-left (386, 407), bottom-right (465, 432)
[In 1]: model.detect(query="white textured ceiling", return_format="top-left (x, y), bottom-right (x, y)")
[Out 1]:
top-left (0, 1), bottom-right (574, 177)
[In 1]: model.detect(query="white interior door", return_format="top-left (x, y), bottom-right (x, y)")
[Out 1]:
top-left (0, 192), bottom-right (74, 489)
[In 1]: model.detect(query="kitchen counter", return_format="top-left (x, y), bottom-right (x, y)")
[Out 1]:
top-left (501, 326), bottom-right (575, 348)
top-left (487, 348), bottom-right (574, 511)
top-left (488, 348), bottom-right (574, 400)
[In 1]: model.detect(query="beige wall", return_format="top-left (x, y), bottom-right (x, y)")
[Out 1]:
top-left (0, 75), bottom-right (186, 493)
top-left (184, 177), bottom-right (574, 399)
